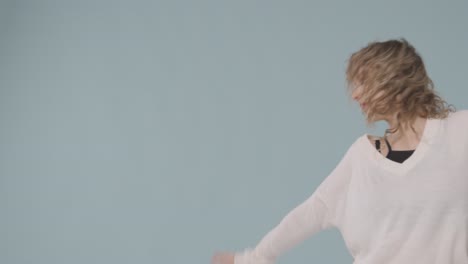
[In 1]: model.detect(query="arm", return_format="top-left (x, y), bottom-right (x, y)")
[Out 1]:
top-left (234, 194), bottom-right (331, 264)
top-left (234, 144), bottom-right (355, 264)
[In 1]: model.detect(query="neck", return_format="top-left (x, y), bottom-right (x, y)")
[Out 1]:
top-left (384, 116), bottom-right (427, 149)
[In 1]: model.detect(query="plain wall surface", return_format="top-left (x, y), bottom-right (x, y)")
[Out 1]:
top-left (1, 0), bottom-right (467, 263)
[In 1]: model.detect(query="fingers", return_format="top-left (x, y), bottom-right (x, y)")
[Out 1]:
top-left (211, 252), bottom-right (234, 264)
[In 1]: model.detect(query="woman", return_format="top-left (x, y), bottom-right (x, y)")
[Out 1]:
top-left (211, 39), bottom-right (468, 264)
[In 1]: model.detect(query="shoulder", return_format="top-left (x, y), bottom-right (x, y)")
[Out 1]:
top-left (342, 135), bottom-right (372, 159)
top-left (439, 110), bottom-right (468, 145)
top-left (356, 134), bottom-right (383, 148)
top-left (365, 134), bottom-right (382, 142)
top-left (444, 110), bottom-right (468, 131)
top-left (446, 109), bottom-right (468, 122)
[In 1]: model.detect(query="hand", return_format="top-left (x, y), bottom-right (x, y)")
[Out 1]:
top-left (211, 251), bottom-right (235, 264)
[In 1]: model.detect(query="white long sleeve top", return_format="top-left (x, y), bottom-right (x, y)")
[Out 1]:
top-left (234, 110), bottom-right (468, 264)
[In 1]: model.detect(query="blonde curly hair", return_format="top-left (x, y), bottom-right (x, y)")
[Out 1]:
top-left (346, 38), bottom-right (455, 134)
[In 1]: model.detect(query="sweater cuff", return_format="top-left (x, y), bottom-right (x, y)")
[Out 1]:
top-left (234, 248), bottom-right (275, 264)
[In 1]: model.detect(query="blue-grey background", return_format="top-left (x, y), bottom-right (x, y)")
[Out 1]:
top-left (1, 0), bottom-right (467, 263)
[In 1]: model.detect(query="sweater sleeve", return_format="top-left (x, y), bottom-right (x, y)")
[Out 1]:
top-left (234, 144), bottom-right (355, 264)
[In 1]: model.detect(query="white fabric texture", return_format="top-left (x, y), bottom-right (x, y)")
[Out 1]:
top-left (234, 110), bottom-right (468, 264)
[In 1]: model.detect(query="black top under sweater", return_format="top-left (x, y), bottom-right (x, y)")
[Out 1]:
top-left (375, 137), bottom-right (415, 163)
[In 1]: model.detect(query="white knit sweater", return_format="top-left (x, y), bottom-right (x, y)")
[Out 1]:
top-left (234, 110), bottom-right (468, 264)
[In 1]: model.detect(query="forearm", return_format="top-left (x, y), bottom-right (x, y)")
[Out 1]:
top-left (234, 194), bottom-right (330, 264)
